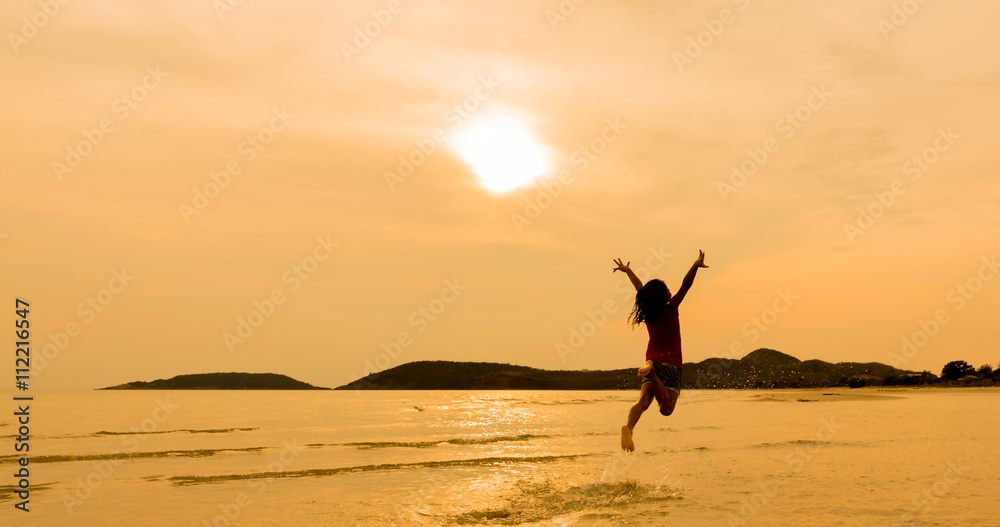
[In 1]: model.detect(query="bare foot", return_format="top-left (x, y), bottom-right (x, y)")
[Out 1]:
top-left (638, 361), bottom-right (652, 377)
top-left (621, 425), bottom-right (635, 452)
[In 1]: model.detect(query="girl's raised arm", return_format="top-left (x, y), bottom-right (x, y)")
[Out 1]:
top-left (671, 250), bottom-right (708, 306)
top-left (613, 258), bottom-right (644, 292)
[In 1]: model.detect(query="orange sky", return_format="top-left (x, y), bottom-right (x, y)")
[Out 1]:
top-left (2, 0), bottom-right (998, 389)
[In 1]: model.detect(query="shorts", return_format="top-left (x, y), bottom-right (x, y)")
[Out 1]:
top-left (640, 362), bottom-right (682, 392)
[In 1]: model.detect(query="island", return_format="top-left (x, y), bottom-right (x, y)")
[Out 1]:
top-left (100, 372), bottom-right (330, 390)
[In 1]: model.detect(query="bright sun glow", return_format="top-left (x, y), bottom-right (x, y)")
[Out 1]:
top-left (450, 115), bottom-right (551, 193)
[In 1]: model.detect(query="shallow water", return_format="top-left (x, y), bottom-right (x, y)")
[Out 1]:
top-left (1, 388), bottom-right (997, 526)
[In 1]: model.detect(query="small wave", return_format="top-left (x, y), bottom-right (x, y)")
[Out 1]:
top-left (2, 427), bottom-right (262, 441)
top-left (753, 439), bottom-right (826, 448)
top-left (94, 427), bottom-right (258, 436)
top-left (0, 483), bottom-right (53, 502)
top-left (0, 446), bottom-right (265, 465)
top-left (751, 439), bottom-right (867, 449)
top-left (520, 398), bottom-right (612, 406)
top-left (169, 454), bottom-right (588, 486)
top-left (343, 433), bottom-right (548, 450)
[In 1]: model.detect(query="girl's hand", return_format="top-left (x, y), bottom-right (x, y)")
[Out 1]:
top-left (612, 258), bottom-right (631, 273)
top-left (695, 250), bottom-right (708, 268)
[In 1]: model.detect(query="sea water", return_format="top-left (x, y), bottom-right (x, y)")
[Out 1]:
top-left (0, 388), bottom-right (997, 526)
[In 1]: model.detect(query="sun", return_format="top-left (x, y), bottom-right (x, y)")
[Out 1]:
top-left (450, 114), bottom-right (551, 193)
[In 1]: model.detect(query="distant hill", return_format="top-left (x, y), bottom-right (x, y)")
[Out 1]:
top-left (336, 349), bottom-right (919, 390)
top-left (101, 372), bottom-right (329, 390)
top-left (683, 348), bottom-right (913, 389)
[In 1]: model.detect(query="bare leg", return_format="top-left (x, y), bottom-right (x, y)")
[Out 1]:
top-left (650, 373), bottom-right (678, 415)
top-left (641, 363), bottom-right (679, 416)
top-left (622, 383), bottom-right (654, 451)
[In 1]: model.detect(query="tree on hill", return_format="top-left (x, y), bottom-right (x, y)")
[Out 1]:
top-left (941, 360), bottom-right (976, 381)
top-left (979, 364), bottom-right (994, 376)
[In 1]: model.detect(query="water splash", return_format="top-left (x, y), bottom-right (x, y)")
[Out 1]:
top-left (600, 450), bottom-right (682, 501)
top-left (600, 450), bottom-right (638, 484)
top-left (448, 472), bottom-right (680, 525)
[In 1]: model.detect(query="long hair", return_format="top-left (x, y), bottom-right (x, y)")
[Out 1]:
top-left (628, 279), bottom-right (670, 326)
